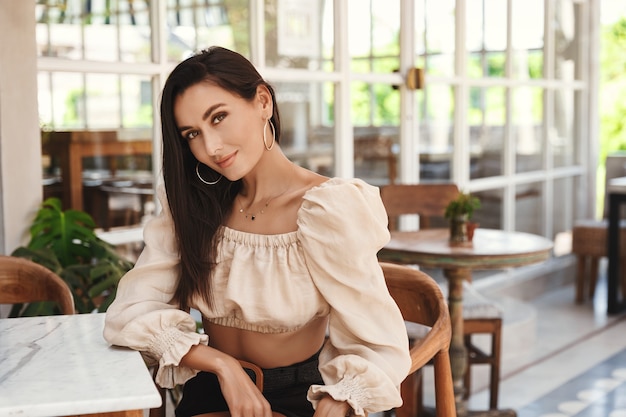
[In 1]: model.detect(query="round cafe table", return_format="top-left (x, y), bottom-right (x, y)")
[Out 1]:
top-left (378, 228), bottom-right (553, 417)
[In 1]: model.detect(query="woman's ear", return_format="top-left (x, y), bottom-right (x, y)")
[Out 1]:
top-left (256, 85), bottom-right (273, 116)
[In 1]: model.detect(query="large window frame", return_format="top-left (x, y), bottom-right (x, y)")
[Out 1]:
top-left (34, 0), bottom-right (599, 244)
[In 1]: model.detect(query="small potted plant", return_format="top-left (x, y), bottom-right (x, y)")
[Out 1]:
top-left (444, 191), bottom-right (481, 244)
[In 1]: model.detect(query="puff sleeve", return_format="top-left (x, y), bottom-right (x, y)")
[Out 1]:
top-left (297, 178), bottom-right (411, 415)
top-left (103, 185), bottom-right (209, 388)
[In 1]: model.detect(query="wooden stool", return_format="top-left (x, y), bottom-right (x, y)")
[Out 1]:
top-left (461, 282), bottom-right (502, 410)
top-left (409, 281), bottom-right (502, 411)
top-left (572, 219), bottom-right (626, 303)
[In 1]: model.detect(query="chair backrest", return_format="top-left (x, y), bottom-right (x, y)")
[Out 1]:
top-left (0, 255), bottom-right (74, 315)
top-left (381, 183), bottom-right (460, 230)
top-left (380, 262), bottom-right (456, 417)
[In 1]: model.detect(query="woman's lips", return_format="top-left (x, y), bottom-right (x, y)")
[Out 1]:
top-left (216, 152), bottom-right (236, 169)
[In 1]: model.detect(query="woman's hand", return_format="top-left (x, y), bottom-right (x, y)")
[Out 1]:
top-left (313, 395), bottom-right (352, 417)
top-left (214, 355), bottom-right (272, 417)
top-left (180, 345), bottom-right (272, 417)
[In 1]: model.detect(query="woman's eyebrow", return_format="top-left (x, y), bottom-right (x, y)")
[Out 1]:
top-left (177, 103), bottom-right (226, 133)
top-left (202, 103), bottom-right (226, 121)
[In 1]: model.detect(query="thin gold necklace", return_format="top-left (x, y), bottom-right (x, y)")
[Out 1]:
top-left (238, 181), bottom-right (292, 221)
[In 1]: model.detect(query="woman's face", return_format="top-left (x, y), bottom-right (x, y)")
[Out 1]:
top-left (174, 81), bottom-right (271, 181)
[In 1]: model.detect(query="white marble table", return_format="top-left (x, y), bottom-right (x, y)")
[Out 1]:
top-left (0, 313), bottom-right (162, 417)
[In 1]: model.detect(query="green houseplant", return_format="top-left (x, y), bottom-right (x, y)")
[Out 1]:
top-left (444, 191), bottom-right (481, 244)
top-left (10, 197), bottom-right (134, 316)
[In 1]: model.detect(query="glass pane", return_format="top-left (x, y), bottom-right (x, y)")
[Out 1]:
top-left (38, 73), bottom-right (53, 129)
top-left (120, 75), bottom-right (154, 129)
top-left (167, 0), bottom-right (243, 63)
top-left (118, 2), bottom-right (151, 63)
top-left (483, 0), bottom-right (507, 52)
top-left (276, 82), bottom-right (335, 177)
top-left (516, 182), bottom-right (543, 234)
top-left (423, 0), bottom-right (455, 77)
top-left (513, 87), bottom-right (543, 173)
top-left (553, 177), bottom-right (574, 246)
top-left (265, 0), bottom-right (334, 71)
top-left (472, 188), bottom-right (503, 230)
top-left (467, 0), bottom-right (507, 78)
top-left (351, 82), bottom-right (400, 186)
top-left (36, 0), bottom-right (152, 63)
top-left (511, 0), bottom-right (544, 79)
top-left (554, 0), bottom-right (578, 81)
top-left (418, 84), bottom-right (454, 181)
top-left (469, 86), bottom-right (506, 179)
top-left (47, 72), bottom-right (86, 129)
top-left (36, 0), bottom-right (82, 58)
top-left (86, 74), bottom-right (121, 129)
top-left (84, 23), bottom-right (119, 62)
top-left (349, 0), bottom-right (399, 74)
top-left (552, 89), bottom-right (576, 168)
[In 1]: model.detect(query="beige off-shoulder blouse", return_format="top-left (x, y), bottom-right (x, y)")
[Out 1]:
top-left (103, 177), bottom-right (411, 416)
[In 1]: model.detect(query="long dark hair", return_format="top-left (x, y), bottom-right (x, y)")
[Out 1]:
top-left (160, 46), bottom-right (282, 311)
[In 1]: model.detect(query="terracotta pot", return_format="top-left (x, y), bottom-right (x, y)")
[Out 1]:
top-left (467, 221), bottom-right (479, 241)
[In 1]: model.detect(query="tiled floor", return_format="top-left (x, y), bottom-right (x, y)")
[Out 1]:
top-left (462, 260), bottom-right (626, 416)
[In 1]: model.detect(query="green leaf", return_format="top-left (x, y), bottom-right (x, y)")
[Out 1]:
top-left (11, 196), bottom-right (134, 315)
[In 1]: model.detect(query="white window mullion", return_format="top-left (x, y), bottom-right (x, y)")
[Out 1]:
top-left (250, 0), bottom-right (265, 69)
top-left (399, 0), bottom-right (418, 184)
top-left (151, 0), bottom-right (168, 194)
top-left (543, 0), bottom-right (556, 237)
top-left (334, 0), bottom-right (353, 178)
top-left (453, 0), bottom-right (469, 190)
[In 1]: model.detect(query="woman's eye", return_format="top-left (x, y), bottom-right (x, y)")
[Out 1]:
top-left (184, 131), bottom-right (199, 140)
top-left (212, 113), bottom-right (226, 124)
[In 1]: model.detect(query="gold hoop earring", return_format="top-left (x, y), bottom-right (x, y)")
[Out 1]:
top-left (263, 118), bottom-right (276, 151)
top-left (196, 162), bottom-right (222, 185)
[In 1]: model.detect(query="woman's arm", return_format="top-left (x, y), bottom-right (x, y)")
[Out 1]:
top-left (181, 344), bottom-right (274, 417)
top-left (297, 178), bottom-right (411, 416)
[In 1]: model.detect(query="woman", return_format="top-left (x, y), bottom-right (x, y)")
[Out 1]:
top-left (104, 46), bottom-right (411, 417)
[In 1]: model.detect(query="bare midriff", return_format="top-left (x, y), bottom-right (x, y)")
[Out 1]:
top-left (203, 316), bottom-right (329, 369)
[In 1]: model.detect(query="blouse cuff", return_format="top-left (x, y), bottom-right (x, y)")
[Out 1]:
top-left (150, 326), bottom-right (209, 388)
top-left (307, 353), bottom-right (404, 415)
top-left (308, 376), bottom-right (370, 416)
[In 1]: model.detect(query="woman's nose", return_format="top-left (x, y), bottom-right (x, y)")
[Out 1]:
top-left (202, 133), bottom-right (223, 156)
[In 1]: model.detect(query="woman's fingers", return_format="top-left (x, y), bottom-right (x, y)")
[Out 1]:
top-left (217, 361), bottom-right (272, 417)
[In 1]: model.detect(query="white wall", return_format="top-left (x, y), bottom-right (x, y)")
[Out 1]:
top-left (0, 0), bottom-right (43, 253)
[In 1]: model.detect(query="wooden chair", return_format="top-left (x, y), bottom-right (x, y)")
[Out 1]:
top-left (380, 262), bottom-right (456, 417)
top-left (380, 183), bottom-right (503, 410)
top-left (0, 255), bottom-right (74, 315)
top-left (381, 183), bottom-right (460, 230)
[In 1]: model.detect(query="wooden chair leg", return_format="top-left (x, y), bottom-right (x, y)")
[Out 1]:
top-left (462, 319), bottom-right (501, 410)
top-left (575, 255), bottom-right (586, 303)
top-left (489, 319), bottom-right (502, 410)
top-left (589, 256), bottom-right (599, 299)
top-left (463, 334), bottom-right (472, 400)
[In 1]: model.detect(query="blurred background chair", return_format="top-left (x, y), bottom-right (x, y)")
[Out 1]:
top-left (381, 183), bottom-right (460, 230)
top-left (572, 153), bottom-right (626, 303)
top-left (381, 261), bottom-right (456, 417)
top-left (0, 255), bottom-right (74, 315)
top-left (380, 183), bottom-right (503, 410)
